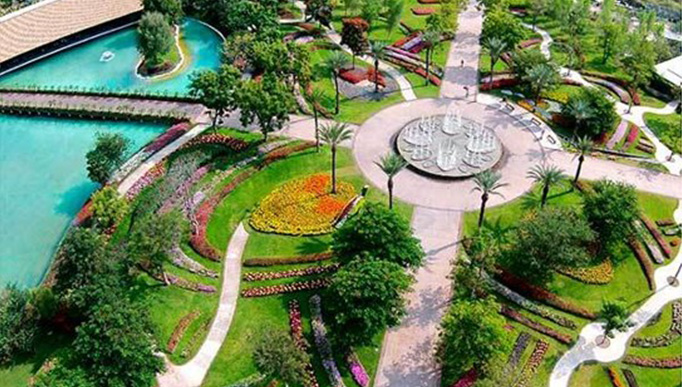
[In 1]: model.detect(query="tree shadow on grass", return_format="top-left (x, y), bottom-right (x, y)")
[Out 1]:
top-left (296, 237), bottom-right (331, 256)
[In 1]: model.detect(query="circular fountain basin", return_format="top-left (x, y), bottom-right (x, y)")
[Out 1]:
top-left (396, 114), bottom-right (503, 178)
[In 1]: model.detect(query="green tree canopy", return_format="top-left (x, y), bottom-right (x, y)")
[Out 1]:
top-left (85, 132), bottom-right (129, 185)
top-left (236, 74), bottom-right (294, 142)
top-left (128, 210), bottom-right (183, 277)
top-left (598, 300), bottom-right (633, 341)
top-left (189, 64), bottom-right (242, 128)
top-left (482, 5), bottom-right (525, 49)
top-left (0, 285), bottom-right (38, 364)
top-left (137, 12), bottom-right (175, 68)
top-left (582, 180), bottom-right (638, 248)
top-left (326, 260), bottom-right (412, 347)
top-left (142, 0), bottom-right (183, 24)
top-left (506, 207), bottom-right (595, 284)
top-left (54, 228), bottom-right (108, 296)
top-left (437, 297), bottom-right (512, 384)
top-left (332, 202), bottom-right (424, 268)
top-left (253, 329), bottom-right (310, 385)
top-left (561, 88), bottom-right (618, 137)
top-left (90, 187), bottom-right (129, 231)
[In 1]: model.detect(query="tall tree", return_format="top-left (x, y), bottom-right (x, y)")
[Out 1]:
top-left (523, 64), bottom-right (559, 104)
top-left (340, 18), bottom-right (369, 68)
top-left (90, 187), bottom-right (129, 231)
top-left (481, 5), bottom-right (525, 49)
top-left (375, 153), bottom-right (407, 209)
top-left (422, 30), bottom-right (441, 86)
top-left (326, 260), bottom-right (412, 347)
top-left (128, 211), bottom-right (183, 283)
top-left (572, 136), bottom-right (593, 184)
top-left (325, 51), bottom-right (350, 114)
top-left (472, 171), bottom-right (507, 228)
top-left (598, 301), bottom-right (633, 345)
top-left (582, 180), bottom-right (638, 248)
top-left (236, 74), bottom-right (294, 142)
top-left (484, 37), bottom-right (507, 83)
top-left (53, 228), bottom-right (107, 297)
top-left (332, 202), bottom-right (425, 268)
top-left (253, 330), bottom-right (309, 385)
top-left (307, 87), bottom-right (325, 152)
top-left (137, 12), bottom-right (174, 68)
top-left (189, 64), bottom-right (241, 130)
top-left (527, 0), bottom-right (547, 30)
top-left (86, 132), bottom-right (129, 185)
top-left (437, 297), bottom-right (513, 384)
top-left (0, 285), bottom-right (38, 363)
top-left (621, 32), bottom-right (656, 93)
top-left (369, 40), bottom-right (388, 93)
top-left (319, 122), bottom-right (353, 193)
top-left (142, 0), bottom-right (183, 25)
top-left (385, 0), bottom-right (405, 35)
top-left (305, 0), bottom-right (333, 27)
top-left (561, 88), bottom-right (617, 137)
top-left (526, 164), bottom-right (565, 207)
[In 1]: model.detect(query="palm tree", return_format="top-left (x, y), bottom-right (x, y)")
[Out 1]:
top-left (484, 37), bottom-right (507, 83)
top-left (526, 164), bottom-right (565, 207)
top-left (375, 153), bottom-right (407, 209)
top-left (422, 30), bottom-right (441, 86)
top-left (320, 123), bottom-right (353, 193)
top-left (598, 301), bottom-right (633, 346)
top-left (573, 136), bottom-right (593, 184)
top-left (307, 87), bottom-right (325, 152)
top-left (369, 40), bottom-right (388, 94)
top-left (325, 51), bottom-right (350, 115)
top-left (472, 171), bottom-right (508, 228)
top-left (523, 64), bottom-right (558, 104)
top-left (564, 98), bottom-right (593, 136)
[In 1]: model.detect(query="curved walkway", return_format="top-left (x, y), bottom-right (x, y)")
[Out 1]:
top-left (157, 223), bottom-right (248, 387)
top-left (549, 204), bottom-right (682, 387)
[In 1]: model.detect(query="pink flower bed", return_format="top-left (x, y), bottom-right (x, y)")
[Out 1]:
top-left (126, 162), bottom-right (166, 199)
top-left (606, 120), bottom-right (628, 150)
top-left (158, 165), bottom-right (211, 214)
top-left (623, 123), bottom-right (639, 150)
top-left (241, 278), bottom-right (332, 298)
top-left (623, 355), bottom-right (682, 368)
top-left (288, 300), bottom-right (320, 387)
top-left (182, 134), bottom-right (248, 152)
top-left (450, 368), bottom-right (477, 387)
top-left (145, 122), bottom-right (191, 153)
top-left (347, 352), bottom-right (370, 387)
top-left (243, 264), bottom-right (340, 282)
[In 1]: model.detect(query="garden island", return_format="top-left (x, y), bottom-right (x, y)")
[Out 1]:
top-left (0, 0), bottom-right (681, 387)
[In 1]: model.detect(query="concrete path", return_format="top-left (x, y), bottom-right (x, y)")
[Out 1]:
top-left (374, 207), bottom-right (461, 387)
top-left (276, 114), bottom-right (358, 148)
top-left (117, 123), bottom-right (210, 195)
top-left (440, 0), bottom-right (483, 99)
top-left (157, 223), bottom-right (248, 387)
top-left (327, 31), bottom-right (417, 101)
top-left (549, 203), bottom-right (682, 387)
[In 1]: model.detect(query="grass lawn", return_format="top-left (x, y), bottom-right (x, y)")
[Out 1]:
top-left (644, 112), bottom-right (682, 155)
top-left (569, 361), bottom-right (682, 387)
top-left (202, 147), bottom-right (412, 386)
top-left (0, 333), bottom-right (72, 387)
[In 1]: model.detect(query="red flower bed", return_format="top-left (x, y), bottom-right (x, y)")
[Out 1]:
top-left (418, 0), bottom-right (441, 3)
top-left (392, 32), bottom-right (420, 48)
top-left (414, 67), bottom-right (442, 86)
top-left (145, 122), bottom-right (190, 153)
top-left (288, 300), bottom-right (320, 387)
top-left (496, 269), bottom-right (597, 319)
top-left (243, 252), bottom-right (334, 267)
top-left (480, 78), bottom-right (519, 91)
top-left (519, 38), bottom-right (542, 49)
top-left (241, 278), bottom-right (332, 298)
top-left (167, 311), bottom-right (200, 353)
top-left (450, 368), bottom-right (477, 387)
top-left (263, 142), bottom-right (315, 166)
top-left (72, 200), bottom-right (93, 226)
top-left (628, 238), bottom-right (655, 290)
top-left (500, 305), bottom-right (573, 344)
top-left (640, 216), bottom-right (672, 258)
top-left (243, 264), bottom-right (340, 282)
top-left (182, 134), bottom-right (248, 152)
top-left (411, 7), bottom-right (436, 15)
top-left (339, 68), bottom-right (367, 84)
top-left (563, 79), bottom-right (582, 86)
top-left (623, 355), bottom-right (682, 368)
top-left (623, 123), bottom-right (639, 149)
top-left (366, 67), bottom-right (387, 87)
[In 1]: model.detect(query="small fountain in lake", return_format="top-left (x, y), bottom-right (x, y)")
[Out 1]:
top-left (100, 51), bottom-right (115, 62)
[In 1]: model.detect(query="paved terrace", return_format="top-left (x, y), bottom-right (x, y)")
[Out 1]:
top-left (0, 0), bottom-right (141, 64)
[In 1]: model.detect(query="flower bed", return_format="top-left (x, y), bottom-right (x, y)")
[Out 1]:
top-left (340, 68), bottom-right (367, 84)
top-left (243, 252), bottom-right (334, 267)
top-left (411, 7), bottom-right (436, 15)
top-left (450, 368), bottom-right (477, 387)
top-left (241, 278), bottom-right (332, 298)
top-left (347, 352), bottom-right (370, 387)
top-left (640, 216), bottom-right (672, 258)
top-left (72, 200), bottom-right (93, 226)
top-left (622, 123), bottom-right (640, 150)
top-left (628, 238), bottom-right (656, 290)
top-left (508, 332), bottom-right (532, 369)
top-left (632, 301), bottom-right (682, 347)
top-left (656, 219), bottom-right (676, 227)
top-left (490, 279), bottom-right (577, 329)
top-left (166, 272), bottom-right (216, 293)
top-left (125, 162), bottom-right (166, 199)
top-left (159, 165), bottom-right (211, 215)
top-left (182, 134), bottom-right (249, 152)
top-left (167, 311), bottom-right (200, 353)
top-left (607, 367), bottom-right (626, 387)
top-left (556, 259), bottom-right (614, 285)
top-left (243, 264), bottom-right (340, 282)
top-left (519, 38), bottom-right (542, 49)
top-left (500, 305), bottom-right (573, 344)
top-left (622, 355), bottom-right (682, 368)
top-left (288, 300), bottom-right (320, 387)
top-left (250, 174), bottom-right (356, 236)
top-left (580, 71), bottom-right (640, 105)
top-left (607, 120), bottom-right (629, 150)
top-left (622, 369), bottom-right (639, 387)
top-left (170, 247), bottom-right (218, 278)
top-left (635, 221), bottom-right (665, 264)
top-left (496, 269), bottom-right (597, 319)
top-left (310, 295), bottom-right (346, 387)
top-left (479, 78), bottom-right (519, 91)
top-left (145, 122), bottom-right (191, 153)
top-left (516, 340), bottom-right (550, 387)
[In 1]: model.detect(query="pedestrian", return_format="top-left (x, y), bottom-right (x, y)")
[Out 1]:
top-left (464, 86), bottom-right (469, 98)
top-left (460, 59), bottom-right (464, 67)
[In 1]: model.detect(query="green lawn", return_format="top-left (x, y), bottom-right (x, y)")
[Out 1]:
top-left (570, 361), bottom-right (682, 387)
top-left (0, 333), bottom-right (72, 387)
top-left (644, 112), bottom-right (682, 155)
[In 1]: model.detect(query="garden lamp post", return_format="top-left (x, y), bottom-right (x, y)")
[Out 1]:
top-left (668, 262), bottom-right (682, 287)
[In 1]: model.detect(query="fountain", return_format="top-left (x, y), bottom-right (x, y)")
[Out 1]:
top-left (100, 51), bottom-right (115, 62)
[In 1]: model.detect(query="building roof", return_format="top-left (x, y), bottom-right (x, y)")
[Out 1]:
top-left (0, 0), bottom-right (141, 64)
top-left (655, 55), bottom-right (682, 87)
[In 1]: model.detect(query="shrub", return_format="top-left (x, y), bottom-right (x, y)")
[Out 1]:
top-left (0, 286), bottom-right (38, 363)
top-left (583, 180), bottom-right (639, 248)
top-left (90, 187), bottom-right (129, 230)
top-left (561, 88), bottom-right (618, 137)
top-left (254, 329), bottom-right (310, 386)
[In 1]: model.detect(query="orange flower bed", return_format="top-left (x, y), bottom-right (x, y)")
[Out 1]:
top-left (250, 174), bottom-right (356, 235)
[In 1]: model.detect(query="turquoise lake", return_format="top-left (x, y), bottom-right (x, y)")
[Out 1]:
top-left (0, 18), bottom-right (222, 94)
top-left (0, 115), bottom-right (165, 287)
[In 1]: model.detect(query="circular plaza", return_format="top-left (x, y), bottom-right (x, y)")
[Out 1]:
top-left (353, 98), bottom-right (547, 211)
